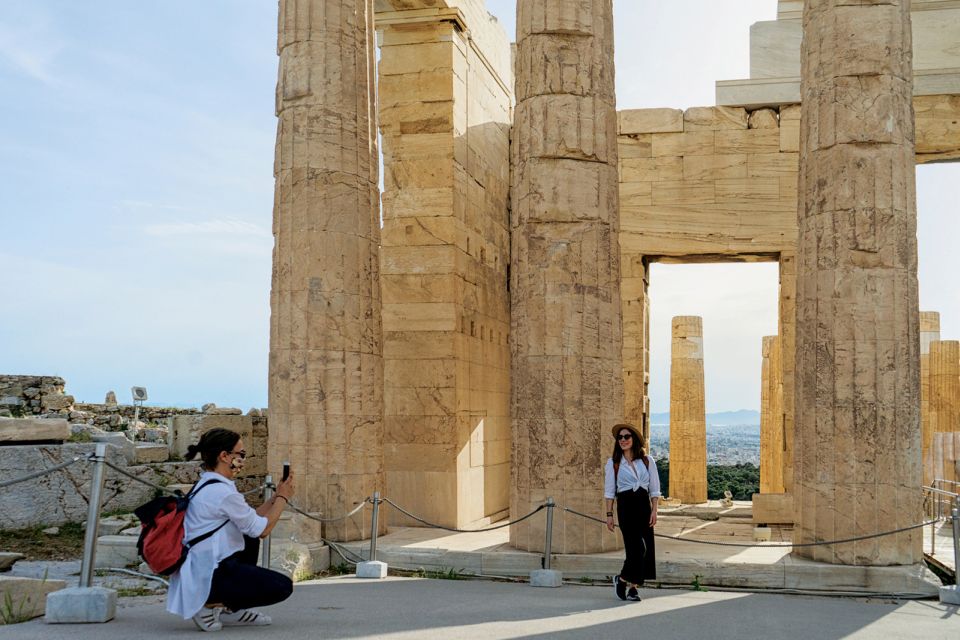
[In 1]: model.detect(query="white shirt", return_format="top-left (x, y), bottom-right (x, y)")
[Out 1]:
top-left (166, 471), bottom-right (268, 619)
top-left (604, 456), bottom-right (662, 499)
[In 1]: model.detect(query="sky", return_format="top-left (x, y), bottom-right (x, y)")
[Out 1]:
top-left (1, 1), bottom-right (956, 413)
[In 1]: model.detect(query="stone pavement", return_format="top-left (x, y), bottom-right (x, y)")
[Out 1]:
top-left (2, 576), bottom-right (958, 640)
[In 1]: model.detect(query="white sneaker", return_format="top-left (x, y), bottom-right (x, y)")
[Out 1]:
top-left (220, 608), bottom-right (272, 626)
top-left (192, 607), bottom-right (223, 632)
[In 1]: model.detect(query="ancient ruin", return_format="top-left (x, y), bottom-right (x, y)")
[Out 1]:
top-left (258, 0), bottom-right (960, 577)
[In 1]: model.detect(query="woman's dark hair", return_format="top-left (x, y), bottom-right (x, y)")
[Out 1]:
top-left (611, 424), bottom-right (645, 464)
top-left (185, 428), bottom-right (241, 470)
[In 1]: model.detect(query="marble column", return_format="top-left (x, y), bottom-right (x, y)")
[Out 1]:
top-left (510, 0), bottom-right (623, 554)
top-left (920, 312), bottom-right (940, 486)
top-left (268, 0), bottom-right (383, 542)
top-left (794, 0), bottom-right (920, 564)
top-left (669, 316), bottom-right (707, 504)
top-left (929, 340), bottom-right (960, 439)
top-left (760, 335), bottom-right (785, 494)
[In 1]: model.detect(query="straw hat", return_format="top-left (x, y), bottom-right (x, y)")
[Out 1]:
top-left (610, 423), bottom-right (643, 442)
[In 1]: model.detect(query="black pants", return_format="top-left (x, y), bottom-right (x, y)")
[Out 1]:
top-left (206, 536), bottom-right (293, 611)
top-left (616, 487), bottom-right (656, 584)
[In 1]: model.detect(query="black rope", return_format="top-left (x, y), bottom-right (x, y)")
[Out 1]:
top-left (382, 496), bottom-right (545, 533)
top-left (561, 506), bottom-right (941, 548)
top-left (0, 455), bottom-right (87, 488)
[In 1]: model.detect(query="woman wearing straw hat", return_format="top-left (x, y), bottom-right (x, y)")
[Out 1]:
top-left (604, 422), bottom-right (661, 601)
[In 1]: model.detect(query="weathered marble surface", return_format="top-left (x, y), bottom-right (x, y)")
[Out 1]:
top-left (510, 0), bottom-right (624, 554)
top-left (793, 0), bottom-right (921, 565)
top-left (268, 0), bottom-right (384, 542)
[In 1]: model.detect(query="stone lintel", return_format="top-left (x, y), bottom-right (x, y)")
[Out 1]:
top-left (717, 71), bottom-right (960, 110)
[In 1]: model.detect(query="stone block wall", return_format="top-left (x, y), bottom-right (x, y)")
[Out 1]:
top-left (168, 413), bottom-right (269, 478)
top-left (377, 0), bottom-right (512, 529)
top-left (617, 104), bottom-right (800, 496)
top-left (0, 375), bottom-right (71, 417)
top-left (0, 443), bottom-right (203, 530)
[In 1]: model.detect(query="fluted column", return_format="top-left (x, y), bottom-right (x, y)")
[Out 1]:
top-left (268, 0), bottom-right (383, 542)
top-left (794, 0), bottom-right (920, 564)
top-left (930, 340), bottom-right (960, 439)
top-left (510, 0), bottom-right (623, 554)
top-left (669, 316), bottom-right (707, 504)
top-left (760, 335), bottom-right (785, 494)
top-left (920, 312), bottom-right (940, 486)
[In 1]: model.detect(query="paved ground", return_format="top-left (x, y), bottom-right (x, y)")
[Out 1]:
top-left (4, 576), bottom-right (959, 639)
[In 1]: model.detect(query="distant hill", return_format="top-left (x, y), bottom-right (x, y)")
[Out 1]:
top-left (649, 409), bottom-right (760, 427)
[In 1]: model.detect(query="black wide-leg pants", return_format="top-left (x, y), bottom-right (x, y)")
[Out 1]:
top-left (616, 487), bottom-right (656, 584)
top-left (206, 536), bottom-right (293, 611)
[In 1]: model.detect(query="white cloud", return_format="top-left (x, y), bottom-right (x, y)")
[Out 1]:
top-left (0, 14), bottom-right (64, 86)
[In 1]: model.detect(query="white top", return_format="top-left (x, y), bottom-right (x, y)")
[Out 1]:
top-left (166, 471), bottom-right (268, 619)
top-left (603, 456), bottom-right (662, 500)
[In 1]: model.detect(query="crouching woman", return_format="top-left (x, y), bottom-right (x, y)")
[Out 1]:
top-left (167, 428), bottom-right (295, 632)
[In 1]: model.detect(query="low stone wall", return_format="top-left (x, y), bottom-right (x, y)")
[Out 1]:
top-left (0, 375), bottom-right (70, 417)
top-left (1, 443), bottom-right (196, 529)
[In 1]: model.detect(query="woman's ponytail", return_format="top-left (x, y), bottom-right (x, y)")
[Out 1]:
top-left (185, 444), bottom-right (200, 461)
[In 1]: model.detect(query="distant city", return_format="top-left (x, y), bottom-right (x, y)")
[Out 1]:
top-left (648, 410), bottom-right (760, 466)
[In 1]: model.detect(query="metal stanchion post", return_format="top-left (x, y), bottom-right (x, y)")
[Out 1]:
top-left (369, 491), bottom-right (381, 562)
top-left (356, 492), bottom-right (386, 579)
top-left (46, 442), bottom-right (118, 623)
top-left (952, 506), bottom-right (959, 575)
top-left (261, 475), bottom-right (274, 569)
top-left (79, 443), bottom-right (107, 588)
top-left (530, 497), bottom-right (561, 587)
top-left (543, 497), bottom-right (555, 570)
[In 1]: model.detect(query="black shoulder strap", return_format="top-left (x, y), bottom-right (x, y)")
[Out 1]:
top-left (187, 478), bottom-right (224, 499)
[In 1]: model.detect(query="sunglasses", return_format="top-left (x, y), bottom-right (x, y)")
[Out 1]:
top-left (228, 449), bottom-right (247, 459)
top-left (617, 434), bottom-right (633, 441)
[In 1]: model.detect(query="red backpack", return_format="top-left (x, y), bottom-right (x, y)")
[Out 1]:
top-left (134, 479), bottom-right (227, 576)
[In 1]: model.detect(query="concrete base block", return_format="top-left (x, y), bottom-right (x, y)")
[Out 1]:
top-left (44, 586), bottom-right (116, 624)
top-left (940, 585), bottom-right (960, 605)
top-left (753, 526), bottom-right (772, 542)
top-left (530, 569), bottom-right (563, 588)
top-left (356, 561), bottom-right (388, 579)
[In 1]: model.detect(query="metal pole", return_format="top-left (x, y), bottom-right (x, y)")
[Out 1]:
top-left (952, 505), bottom-right (959, 577)
top-left (543, 497), bottom-right (555, 570)
top-left (261, 475), bottom-right (274, 569)
top-left (369, 492), bottom-right (381, 562)
top-left (131, 401), bottom-right (141, 436)
top-left (79, 443), bottom-right (107, 587)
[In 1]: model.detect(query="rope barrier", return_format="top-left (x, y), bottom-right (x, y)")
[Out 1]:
top-left (561, 506), bottom-right (941, 548)
top-left (102, 460), bottom-right (176, 493)
top-left (285, 499), bottom-right (370, 523)
top-left (0, 455), bottom-right (88, 488)
top-left (102, 459), bottom-right (266, 497)
top-left (382, 496), bottom-right (546, 533)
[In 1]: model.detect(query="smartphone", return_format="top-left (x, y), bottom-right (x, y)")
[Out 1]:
top-left (282, 462), bottom-right (290, 482)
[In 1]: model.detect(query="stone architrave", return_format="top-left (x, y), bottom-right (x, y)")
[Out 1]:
top-left (669, 316), bottom-right (707, 504)
top-left (920, 311), bottom-right (940, 486)
top-left (929, 341), bottom-right (960, 439)
top-left (760, 336), bottom-right (784, 494)
top-left (794, 0), bottom-right (921, 564)
top-left (510, 0), bottom-right (624, 554)
top-left (268, 0), bottom-right (383, 542)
